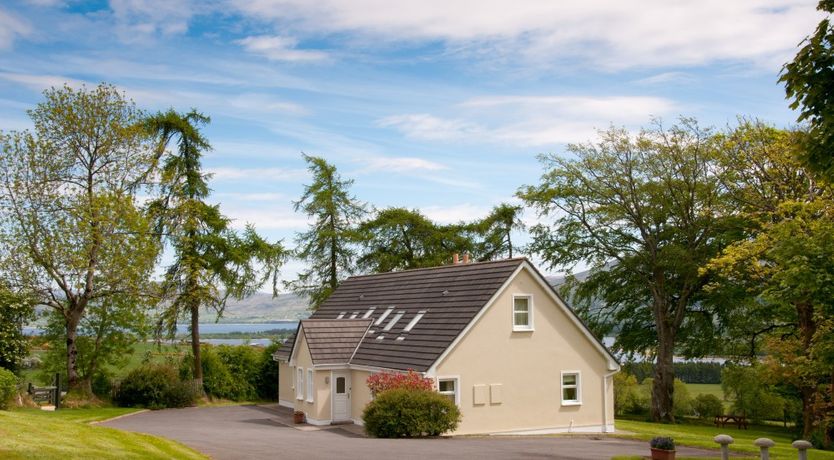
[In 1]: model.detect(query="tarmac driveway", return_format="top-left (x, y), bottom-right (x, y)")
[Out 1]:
top-left (102, 404), bottom-right (718, 460)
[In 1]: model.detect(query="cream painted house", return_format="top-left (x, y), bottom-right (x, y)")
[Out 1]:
top-left (273, 258), bottom-right (620, 435)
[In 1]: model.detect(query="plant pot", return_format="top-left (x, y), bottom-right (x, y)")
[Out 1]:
top-left (293, 411), bottom-right (305, 424)
top-left (650, 448), bottom-right (675, 460)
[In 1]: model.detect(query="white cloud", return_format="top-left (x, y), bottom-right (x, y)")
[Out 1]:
top-left (378, 114), bottom-right (483, 141)
top-left (223, 207), bottom-right (310, 230)
top-left (228, 93), bottom-right (310, 116)
top-left (421, 203), bottom-right (490, 224)
top-left (231, 0), bottom-right (821, 70)
top-left (109, 0), bottom-right (194, 42)
top-left (206, 166), bottom-right (308, 181)
top-left (214, 192), bottom-right (287, 201)
top-left (361, 156), bottom-right (447, 173)
top-left (0, 8), bottom-right (32, 50)
top-left (235, 35), bottom-right (329, 62)
top-left (380, 94), bottom-right (678, 146)
top-left (0, 71), bottom-right (89, 91)
top-left (633, 72), bottom-right (696, 86)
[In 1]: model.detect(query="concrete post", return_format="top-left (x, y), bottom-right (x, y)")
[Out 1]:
top-left (754, 438), bottom-right (775, 460)
top-left (714, 434), bottom-right (734, 460)
top-left (792, 440), bottom-right (812, 460)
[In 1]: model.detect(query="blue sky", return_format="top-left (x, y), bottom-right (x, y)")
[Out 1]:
top-left (0, 0), bottom-right (823, 284)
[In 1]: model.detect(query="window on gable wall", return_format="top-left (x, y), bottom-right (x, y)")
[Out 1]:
top-left (561, 372), bottom-right (581, 405)
top-left (438, 378), bottom-right (459, 405)
top-left (306, 369), bottom-right (314, 402)
top-left (512, 295), bottom-right (533, 331)
top-left (296, 367), bottom-right (303, 400)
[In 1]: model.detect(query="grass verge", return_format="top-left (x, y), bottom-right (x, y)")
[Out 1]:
top-left (0, 408), bottom-right (207, 459)
top-left (616, 418), bottom-right (834, 460)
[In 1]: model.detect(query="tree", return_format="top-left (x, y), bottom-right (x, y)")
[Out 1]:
top-left (357, 207), bottom-right (473, 273)
top-left (286, 154), bottom-right (366, 309)
top-left (0, 286), bottom-right (33, 372)
top-left (518, 119), bottom-right (735, 422)
top-left (146, 109), bottom-right (286, 388)
top-left (780, 1), bottom-right (834, 179)
top-left (469, 203), bottom-right (524, 260)
top-left (704, 121), bottom-right (834, 440)
top-left (0, 84), bottom-right (159, 392)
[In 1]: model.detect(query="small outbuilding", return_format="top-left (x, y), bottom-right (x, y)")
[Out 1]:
top-left (274, 257), bottom-right (620, 435)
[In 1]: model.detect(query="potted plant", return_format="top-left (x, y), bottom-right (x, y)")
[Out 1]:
top-left (650, 436), bottom-right (675, 460)
top-left (293, 410), bottom-right (305, 424)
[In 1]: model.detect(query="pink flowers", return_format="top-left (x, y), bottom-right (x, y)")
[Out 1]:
top-left (366, 369), bottom-right (434, 396)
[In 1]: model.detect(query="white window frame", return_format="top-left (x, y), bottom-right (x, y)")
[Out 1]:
top-left (561, 370), bottom-right (581, 406)
top-left (512, 294), bottom-right (534, 331)
top-left (437, 376), bottom-right (460, 406)
top-left (296, 367), bottom-right (304, 400)
top-left (306, 368), bottom-right (314, 403)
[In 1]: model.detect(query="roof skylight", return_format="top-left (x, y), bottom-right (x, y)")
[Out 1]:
top-left (383, 311), bottom-right (405, 331)
top-left (336, 312), bottom-right (346, 319)
top-left (362, 308), bottom-right (375, 319)
top-left (374, 307), bottom-right (394, 326)
top-left (403, 311), bottom-right (427, 332)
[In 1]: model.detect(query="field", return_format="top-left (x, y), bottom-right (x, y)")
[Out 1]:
top-left (0, 408), bottom-right (206, 460)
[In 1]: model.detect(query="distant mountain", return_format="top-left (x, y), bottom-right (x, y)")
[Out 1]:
top-left (219, 292), bottom-right (311, 323)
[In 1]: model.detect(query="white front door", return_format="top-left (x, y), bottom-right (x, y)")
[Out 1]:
top-left (332, 371), bottom-right (351, 422)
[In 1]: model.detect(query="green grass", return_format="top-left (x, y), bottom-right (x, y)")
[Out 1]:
top-left (616, 418), bottom-right (834, 459)
top-left (0, 408), bottom-right (207, 459)
top-left (685, 383), bottom-right (724, 400)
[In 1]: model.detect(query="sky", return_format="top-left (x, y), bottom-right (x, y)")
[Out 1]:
top-left (0, 0), bottom-right (824, 287)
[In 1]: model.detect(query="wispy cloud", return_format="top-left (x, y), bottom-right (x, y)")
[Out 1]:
top-left (0, 8), bottom-right (31, 50)
top-left (109, 0), bottom-right (195, 43)
top-left (235, 35), bottom-right (329, 62)
top-left (380, 94), bottom-right (678, 146)
top-left (206, 167), bottom-right (308, 181)
top-left (361, 156), bottom-right (448, 173)
top-left (230, 0), bottom-right (821, 70)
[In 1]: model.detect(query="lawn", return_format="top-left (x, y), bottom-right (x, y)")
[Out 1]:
top-left (685, 383), bottom-right (724, 400)
top-left (0, 408), bottom-right (207, 459)
top-left (615, 418), bottom-right (834, 460)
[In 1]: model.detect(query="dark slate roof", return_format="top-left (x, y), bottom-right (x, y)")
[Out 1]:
top-left (299, 319), bottom-right (372, 365)
top-left (302, 258), bottom-right (525, 371)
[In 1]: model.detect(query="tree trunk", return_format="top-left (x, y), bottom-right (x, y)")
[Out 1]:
top-left (797, 301), bottom-right (817, 439)
top-left (65, 311), bottom-right (82, 392)
top-left (651, 313), bottom-right (676, 423)
top-left (190, 302), bottom-right (203, 390)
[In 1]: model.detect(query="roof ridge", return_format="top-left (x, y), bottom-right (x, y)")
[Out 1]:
top-left (345, 257), bottom-right (527, 280)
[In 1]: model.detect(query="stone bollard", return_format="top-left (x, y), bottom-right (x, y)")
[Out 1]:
top-left (754, 438), bottom-right (775, 460)
top-left (792, 440), bottom-right (812, 460)
top-left (714, 434), bottom-right (734, 460)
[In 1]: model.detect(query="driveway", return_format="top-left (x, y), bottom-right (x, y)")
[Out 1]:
top-left (102, 404), bottom-right (717, 460)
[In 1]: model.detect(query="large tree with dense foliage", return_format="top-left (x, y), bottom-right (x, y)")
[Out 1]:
top-left (0, 84), bottom-right (160, 392)
top-left (286, 154), bottom-right (366, 309)
top-left (469, 203), bottom-right (524, 260)
top-left (146, 110), bottom-right (286, 388)
top-left (357, 207), bottom-right (474, 272)
top-left (519, 119), bottom-right (737, 422)
top-left (0, 286), bottom-right (33, 372)
top-left (705, 121), bottom-right (834, 442)
top-left (781, 1), bottom-right (834, 179)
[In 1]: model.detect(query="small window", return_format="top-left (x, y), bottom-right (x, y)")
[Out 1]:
top-left (362, 308), bottom-right (375, 319)
top-left (375, 307), bottom-right (394, 326)
top-left (561, 372), bottom-right (581, 405)
top-left (438, 378), bottom-right (459, 405)
top-left (513, 295), bottom-right (533, 331)
top-left (296, 367), bottom-right (303, 400)
top-left (403, 311), bottom-right (426, 332)
top-left (336, 312), bottom-right (346, 319)
top-left (383, 311), bottom-right (405, 331)
top-left (306, 369), bottom-right (314, 402)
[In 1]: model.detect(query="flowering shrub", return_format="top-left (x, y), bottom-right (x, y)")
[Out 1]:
top-left (363, 389), bottom-right (461, 437)
top-left (366, 370), bottom-right (434, 396)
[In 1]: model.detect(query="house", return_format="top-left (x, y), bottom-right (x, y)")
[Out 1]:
top-left (273, 257), bottom-right (620, 435)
